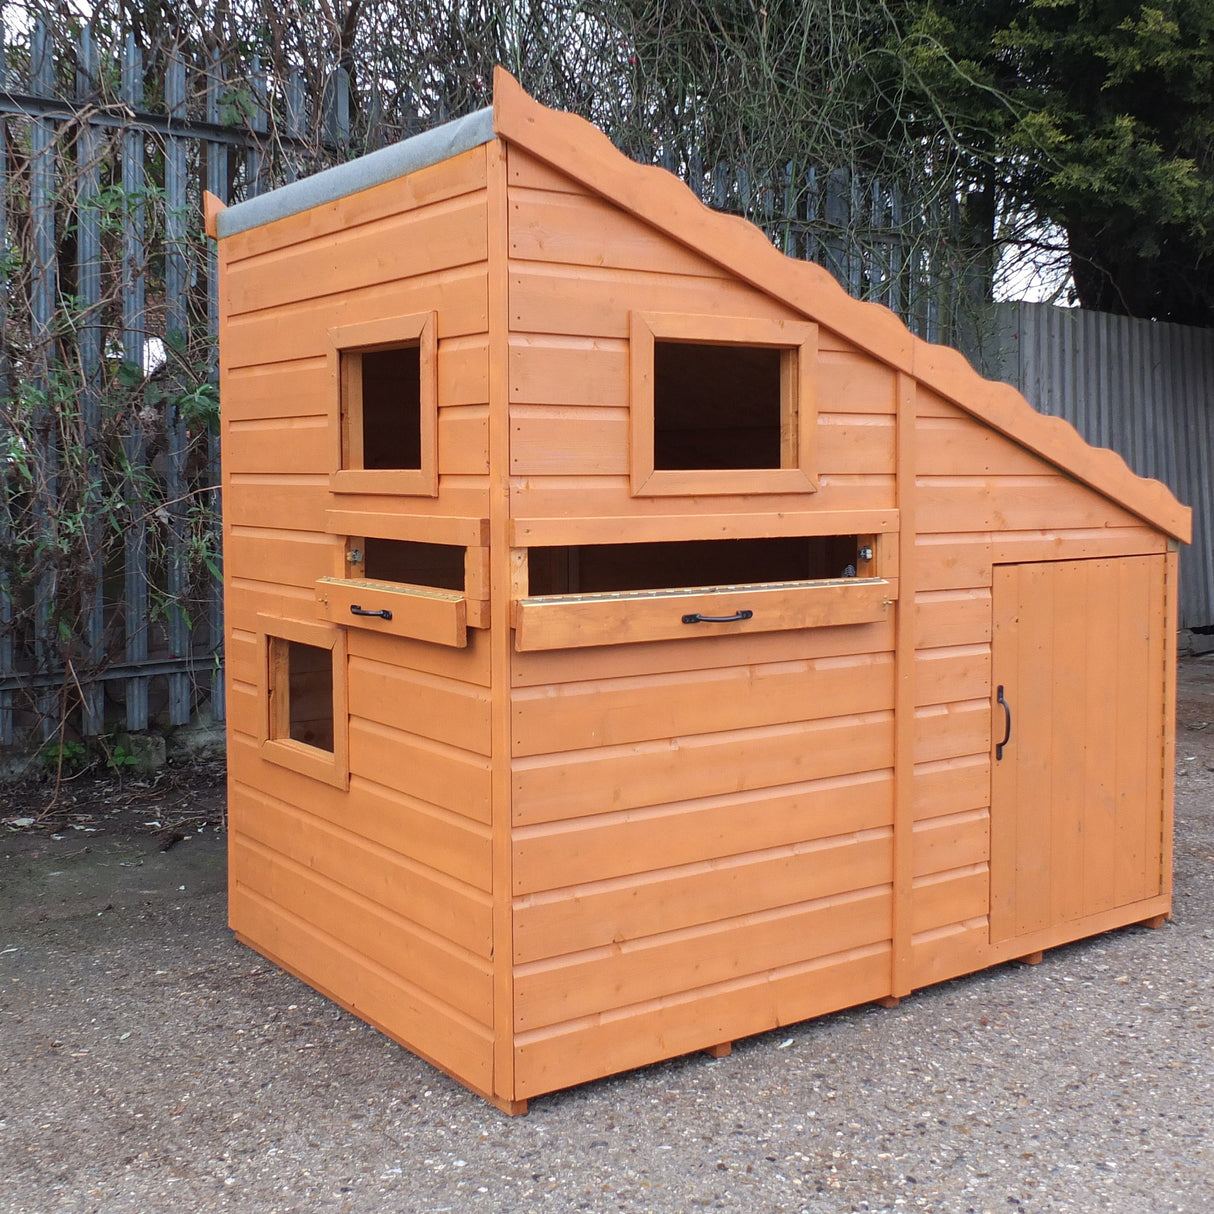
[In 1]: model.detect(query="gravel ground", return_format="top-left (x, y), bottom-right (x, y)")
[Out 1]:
top-left (2, 663), bottom-right (1212, 1214)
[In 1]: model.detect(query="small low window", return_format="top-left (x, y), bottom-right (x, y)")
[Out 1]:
top-left (528, 535), bottom-right (872, 597)
top-left (271, 638), bottom-right (334, 752)
top-left (260, 620), bottom-right (348, 789)
top-left (631, 312), bottom-right (817, 497)
top-left (328, 312), bottom-right (437, 497)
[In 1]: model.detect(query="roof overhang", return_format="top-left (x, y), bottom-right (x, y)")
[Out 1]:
top-left (214, 106), bottom-right (495, 239)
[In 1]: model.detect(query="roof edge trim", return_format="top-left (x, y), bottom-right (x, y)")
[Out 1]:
top-left (215, 106), bottom-right (495, 238)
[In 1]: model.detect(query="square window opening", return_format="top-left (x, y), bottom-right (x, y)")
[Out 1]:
top-left (654, 342), bottom-right (784, 471)
top-left (528, 535), bottom-right (869, 597)
top-left (342, 344), bottom-right (422, 471)
top-left (271, 638), bottom-right (335, 753)
top-left (359, 538), bottom-right (465, 591)
top-left (630, 313), bottom-right (815, 497)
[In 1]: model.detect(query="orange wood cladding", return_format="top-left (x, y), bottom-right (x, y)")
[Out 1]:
top-left (214, 68), bottom-right (1189, 1112)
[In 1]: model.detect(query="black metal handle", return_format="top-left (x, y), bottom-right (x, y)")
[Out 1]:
top-left (350, 604), bottom-right (393, 621)
top-left (996, 684), bottom-right (1012, 760)
top-left (682, 609), bottom-right (754, 625)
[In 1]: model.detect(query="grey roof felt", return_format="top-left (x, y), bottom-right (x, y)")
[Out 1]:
top-left (215, 106), bottom-right (495, 238)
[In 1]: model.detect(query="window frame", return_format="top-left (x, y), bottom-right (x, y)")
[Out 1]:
top-left (629, 311), bottom-right (818, 497)
top-left (328, 311), bottom-right (438, 498)
top-left (258, 615), bottom-right (349, 789)
top-left (511, 532), bottom-right (889, 650)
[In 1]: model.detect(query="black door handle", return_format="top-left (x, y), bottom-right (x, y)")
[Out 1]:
top-left (350, 604), bottom-right (393, 621)
top-left (996, 684), bottom-right (1012, 760)
top-left (682, 609), bottom-right (754, 624)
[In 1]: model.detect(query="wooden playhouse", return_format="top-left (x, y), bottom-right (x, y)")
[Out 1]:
top-left (208, 69), bottom-right (1191, 1114)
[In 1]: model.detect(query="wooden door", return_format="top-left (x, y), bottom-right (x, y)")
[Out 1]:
top-left (989, 556), bottom-right (1166, 945)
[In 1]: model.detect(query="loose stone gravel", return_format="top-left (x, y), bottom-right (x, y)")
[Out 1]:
top-left (2, 661), bottom-right (1213, 1213)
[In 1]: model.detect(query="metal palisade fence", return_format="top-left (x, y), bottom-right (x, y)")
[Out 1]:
top-left (0, 19), bottom-right (361, 747)
top-left (0, 17), bottom-right (1026, 750)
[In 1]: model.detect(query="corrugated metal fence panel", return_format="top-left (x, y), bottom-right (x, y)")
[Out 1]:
top-left (987, 302), bottom-right (1214, 630)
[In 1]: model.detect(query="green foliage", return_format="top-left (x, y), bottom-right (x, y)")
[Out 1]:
top-left (39, 738), bottom-right (86, 774)
top-left (1, 153), bottom-right (221, 742)
top-left (105, 743), bottom-right (140, 771)
top-left (217, 83), bottom-right (263, 127)
top-left (893, 0), bottom-right (1214, 321)
top-left (175, 383), bottom-right (221, 434)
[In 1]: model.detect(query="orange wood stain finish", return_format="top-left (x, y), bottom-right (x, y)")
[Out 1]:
top-left (212, 68), bottom-right (1189, 1111)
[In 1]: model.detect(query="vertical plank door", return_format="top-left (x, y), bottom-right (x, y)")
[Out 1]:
top-left (990, 557), bottom-right (1166, 944)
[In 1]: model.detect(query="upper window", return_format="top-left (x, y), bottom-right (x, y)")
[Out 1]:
top-left (630, 312), bottom-right (817, 497)
top-left (328, 312), bottom-right (437, 497)
top-left (351, 345), bottom-right (422, 471)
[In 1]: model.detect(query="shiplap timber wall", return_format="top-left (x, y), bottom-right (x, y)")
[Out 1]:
top-left (505, 146), bottom-right (898, 1097)
top-left (983, 302), bottom-right (1214, 630)
top-left (221, 144), bottom-right (496, 1092)
top-left (500, 142), bottom-right (1176, 1097)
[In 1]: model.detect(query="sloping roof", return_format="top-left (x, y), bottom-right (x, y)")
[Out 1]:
top-left (214, 107), bottom-right (496, 238)
top-left (490, 68), bottom-right (1191, 543)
